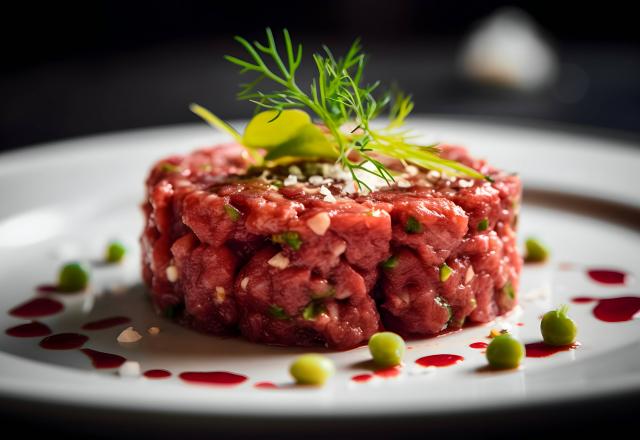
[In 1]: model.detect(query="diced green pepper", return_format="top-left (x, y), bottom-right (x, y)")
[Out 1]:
top-left (272, 231), bottom-right (303, 251)
top-left (405, 216), bottom-right (423, 234)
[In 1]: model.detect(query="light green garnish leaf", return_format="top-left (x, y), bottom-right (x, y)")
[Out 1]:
top-left (439, 263), bottom-right (453, 282)
top-left (223, 203), bottom-right (241, 222)
top-left (243, 109), bottom-right (311, 149)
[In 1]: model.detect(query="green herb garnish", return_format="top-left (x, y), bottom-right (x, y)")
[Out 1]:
top-left (382, 255), bottom-right (398, 269)
top-left (223, 203), bottom-right (241, 222)
top-left (272, 231), bottom-right (302, 251)
top-left (302, 301), bottom-right (327, 321)
top-left (439, 263), bottom-right (453, 282)
top-left (268, 305), bottom-right (289, 320)
top-left (190, 28), bottom-right (488, 191)
top-left (478, 218), bottom-right (489, 231)
top-left (503, 281), bottom-right (515, 299)
top-left (405, 216), bottom-right (423, 234)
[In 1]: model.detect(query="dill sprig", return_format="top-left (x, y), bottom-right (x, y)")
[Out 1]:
top-left (208, 28), bottom-right (488, 190)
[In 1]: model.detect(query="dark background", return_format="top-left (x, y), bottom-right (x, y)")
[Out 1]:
top-left (1, 0), bottom-right (639, 151)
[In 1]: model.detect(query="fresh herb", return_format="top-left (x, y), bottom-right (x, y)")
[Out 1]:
top-left (382, 255), bottom-right (398, 269)
top-left (272, 231), bottom-right (302, 251)
top-left (503, 281), bottom-right (515, 299)
top-left (478, 218), bottom-right (489, 231)
top-left (268, 304), bottom-right (289, 320)
top-left (439, 263), bottom-right (453, 282)
top-left (302, 301), bottom-right (327, 320)
top-left (405, 216), bottom-right (423, 234)
top-left (159, 163), bottom-right (180, 173)
top-left (190, 28), bottom-right (488, 191)
top-left (223, 203), bottom-right (241, 222)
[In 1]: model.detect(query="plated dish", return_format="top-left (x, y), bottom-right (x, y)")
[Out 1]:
top-left (0, 29), bottom-right (639, 418)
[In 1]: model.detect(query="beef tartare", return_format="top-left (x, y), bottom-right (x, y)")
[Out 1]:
top-left (141, 144), bottom-right (521, 349)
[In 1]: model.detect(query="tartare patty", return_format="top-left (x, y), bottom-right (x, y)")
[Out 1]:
top-left (141, 143), bottom-right (521, 349)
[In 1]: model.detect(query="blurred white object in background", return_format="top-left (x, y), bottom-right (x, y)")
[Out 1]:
top-left (460, 8), bottom-right (558, 91)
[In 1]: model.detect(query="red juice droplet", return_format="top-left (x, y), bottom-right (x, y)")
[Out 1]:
top-left (571, 296), bottom-right (596, 304)
top-left (593, 297), bottom-right (640, 322)
top-left (179, 371), bottom-right (247, 386)
top-left (587, 269), bottom-right (626, 285)
top-left (9, 297), bottom-right (64, 318)
top-left (351, 374), bottom-right (374, 383)
top-left (144, 369), bottom-right (172, 379)
top-left (469, 342), bottom-right (488, 349)
top-left (254, 381), bottom-right (278, 389)
top-left (525, 341), bottom-right (580, 358)
top-left (415, 354), bottom-right (464, 367)
top-left (6, 321), bottom-right (52, 338)
top-left (82, 316), bottom-right (131, 330)
top-left (36, 284), bottom-right (58, 293)
top-left (81, 348), bottom-right (127, 369)
top-left (374, 366), bottom-right (401, 378)
top-left (39, 333), bottom-right (88, 350)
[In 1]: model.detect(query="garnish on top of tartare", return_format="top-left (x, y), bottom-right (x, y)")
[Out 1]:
top-left (189, 28), bottom-right (489, 193)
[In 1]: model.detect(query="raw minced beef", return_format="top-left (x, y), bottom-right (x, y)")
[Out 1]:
top-left (141, 143), bottom-right (521, 349)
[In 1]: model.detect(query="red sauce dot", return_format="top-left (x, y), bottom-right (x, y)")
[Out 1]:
top-left (81, 348), bottom-right (127, 369)
top-left (572, 296), bottom-right (596, 304)
top-left (6, 321), bottom-right (52, 337)
top-left (9, 297), bottom-right (64, 318)
top-left (82, 316), bottom-right (131, 330)
top-left (254, 381), bottom-right (278, 389)
top-left (525, 341), bottom-right (580, 358)
top-left (374, 366), bottom-right (401, 378)
top-left (39, 333), bottom-right (88, 350)
top-left (593, 297), bottom-right (640, 322)
top-left (36, 284), bottom-right (58, 293)
top-left (587, 269), bottom-right (626, 285)
top-left (179, 371), bottom-right (247, 386)
top-left (469, 342), bottom-right (488, 349)
top-left (144, 369), bottom-right (172, 379)
top-left (415, 354), bottom-right (464, 367)
top-left (516, 322), bottom-right (524, 327)
top-left (351, 374), bottom-right (374, 383)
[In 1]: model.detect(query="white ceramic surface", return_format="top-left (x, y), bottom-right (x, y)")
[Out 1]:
top-left (0, 118), bottom-right (638, 418)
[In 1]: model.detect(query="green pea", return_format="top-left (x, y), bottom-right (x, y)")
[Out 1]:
top-left (58, 262), bottom-right (91, 292)
top-left (486, 333), bottom-right (525, 369)
top-left (289, 354), bottom-right (335, 385)
top-left (105, 241), bottom-right (126, 263)
top-left (524, 237), bottom-right (550, 263)
top-left (368, 331), bottom-right (406, 368)
top-left (541, 305), bottom-right (577, 346)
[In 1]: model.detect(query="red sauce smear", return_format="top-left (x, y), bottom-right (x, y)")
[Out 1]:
top-left (39, 333), bottom-right (88, 350)
top-left (415, 354), bottom-right (464, 367)
top-left (9, 297), bottom-right (64, 318)
top-left (36, 284), bottom-right (58, 293)
top-left (572, 296), bottom-right (640, 322)
top-left (254, 381), bottom-right (278, 389)
top-left (5, 321), bottom-right (52, 337)
top-left (469, 342), bottom-right (488, 349)
top-left (144, 369), bottom-right (172, 379)
top-left (375, 366), bottom-right (401, 378)
top-left (179, 371), bottom-right (247, 386)
top-left (81, 348), bottom-right (127, 369)
top-left (82, 316), bottom-right (131, 331)
top-left (525, 342), bottom-right (580, 358)
top-left (587, 269), bottom-right (626, 285)
top-left (351, 374), bottom-right (373, 383)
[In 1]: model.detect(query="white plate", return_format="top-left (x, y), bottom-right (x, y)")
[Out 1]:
top-left (0, 118), bottom-right (638, 419)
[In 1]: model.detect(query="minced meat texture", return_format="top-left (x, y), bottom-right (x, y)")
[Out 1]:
top-left (141, 143), bottom-right (521, 349)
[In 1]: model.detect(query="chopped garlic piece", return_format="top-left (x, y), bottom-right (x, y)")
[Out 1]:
top-left (147, 326), bottom-right (160, 336)
top-left (320, 185), bottom-right (336, 203)
top-left (283, 174), bottom-right (298, 186)
top-left (465, 266), bottom-right (475, 284)
top-left (267, 252), bottom-right (290, 269)
top-left (307, 212), bottom-right (331, 236)
top-left (240, 277), bottom-right (250, 290)
top-left (405, 165), bottom-right (419, 176)
top-left (118, 326), bottom-right (142, 343)
top-left (166, 265), bottom-right (178, 283)
top-left (118, 361), bottom-right (141, 378)
top-left (308, 175), bottom-right (324, 185)
top-left (426, 170), bottom-right (441, 182)
top-left (397, 179), bottom-right (412, 188)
